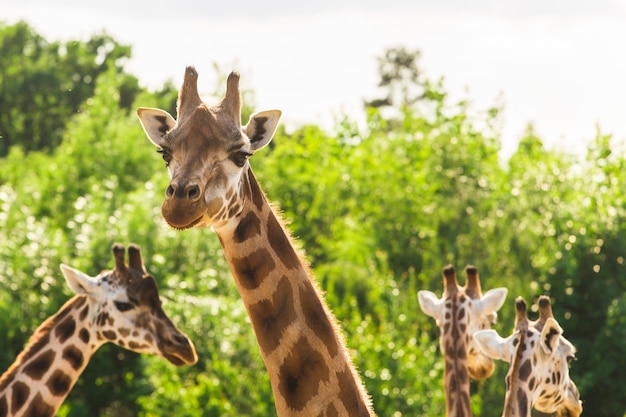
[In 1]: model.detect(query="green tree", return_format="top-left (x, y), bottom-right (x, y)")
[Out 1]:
top-left (0, 21), bottom-right (138, 156)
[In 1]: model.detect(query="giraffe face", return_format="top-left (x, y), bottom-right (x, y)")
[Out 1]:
top-left (137, 68), bottom-right (281, 230)
top-left (474, 299), bottom-right (583, 417)
top-left (419, 286), bottom-right (507, 380)
top-left (60, 245), bottom-right (197, 366)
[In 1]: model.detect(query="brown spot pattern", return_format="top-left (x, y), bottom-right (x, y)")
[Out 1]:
top-left (78, 328), bottom-right (90, 344)
top-left (248, 276), bottom-right (296, 353)
top-left (245, 170), bottom-right (265, 212)
top-left (11, 381), bottom-right (30, 413)
top-left (79, 305), bottom-right (89, 321)
top-left (233, 211), bottom-right (262, 243)
top-left (22, 393), bottom-right (54, 417)
top-left (517, 387), bottom-right (528, 417)
top-left (518, 358), bottom-right (532, 382)
top-left (101, 330), bottom-right (116, 341)
top-left (227, 203), bottom-right (242, 219)
top-left (128, 341), bottom-right (147, 350)
top-left (336, 368), bottom-right (371, 416)
top-left (278, 337), bottom-right (330, 411)
top-left (232, 248), bottom-right (275, 290)
top-left (96, 312), bottom-right (109, 327)
top-left (300, 280), bottom-right (338, 357)
top-left (47, 369), bottom-right (72, 396)
top-left (24, 349), bottom-right (55, 380)
top-left (55, 316), bottom-right (76, 344)
top-left (267, 215), bottom-right (300, 270)
top-left (62, 346), bottom-right (84, 370)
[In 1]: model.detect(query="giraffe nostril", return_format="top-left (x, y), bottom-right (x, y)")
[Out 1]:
top-left (166, 184), bottom-right (175, 198)
top-left (173, 334), bottom-right (188, 345)
top-left (186, 184), bottom-right (201, 200)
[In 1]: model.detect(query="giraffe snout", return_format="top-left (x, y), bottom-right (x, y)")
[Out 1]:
top-left (160, 331), bottom-right (198, 366)
top-left (166, 181), bottom-right (202, 201)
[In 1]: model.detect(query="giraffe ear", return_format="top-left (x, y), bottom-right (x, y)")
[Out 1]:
top-left (60, 264), bottom-right (98, 296)
top-left (244, 110), bottom-right (282, 151)
top-left (474, 287), bottom-right (508, 317)
top-left (540, 317), bottom-right (563, 354)
top-left (417, 290), bottom-right (443, 321)
top-left (136, 107), bottom-right (177, 148)
top-left (473, 329), bottom-right (511, 362)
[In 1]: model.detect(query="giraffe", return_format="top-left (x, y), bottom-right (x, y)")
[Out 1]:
top-left (0, 244), bottom-right (198, 417)
top-left (418, 264), bottom-right (508, 417)
top-left (137, 67), bottom-right (375, 416)
top-left (473, 295), bottom-right (583, 417)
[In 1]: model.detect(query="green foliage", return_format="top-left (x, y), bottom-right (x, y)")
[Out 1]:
top-left (0, 21), bottom-right (137, 155)
top-left (1, 27), bottom-right (625, 417)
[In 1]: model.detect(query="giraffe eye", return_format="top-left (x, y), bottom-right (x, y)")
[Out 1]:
top-left (566, 355), bottom-right (576, 364)
top-left (114, 301), bottom-right (134, 312)
top-left (231, 151), bottom-right (252, 168)
top-left (157, 148), bottom-right (172, 167)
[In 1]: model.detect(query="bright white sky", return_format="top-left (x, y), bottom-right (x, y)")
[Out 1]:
top-left (4, 0), bottom-right (626, 158)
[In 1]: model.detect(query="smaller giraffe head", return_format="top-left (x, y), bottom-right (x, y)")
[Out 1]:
top-left (473, 296), bottom-right (582, 417)
top-left (418, 265), bottom-right (508, 380)
top-left (137, 67), bottom-right (281, 230)
top-left (60, 244), bottom-right (197, 366)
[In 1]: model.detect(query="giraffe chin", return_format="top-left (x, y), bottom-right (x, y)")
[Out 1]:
top-left (161, 200), bottom-right (208, 230)
top-left (161, 343), bottom-right (198, 366)
top-left (164, 216), bottom-right (203, 231)
top-left (163, 352), bottom-right (195, 366)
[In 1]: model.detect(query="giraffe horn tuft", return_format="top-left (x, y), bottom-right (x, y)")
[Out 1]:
top-left (127, 244), bottom-right (146, 274)
top-left (537, 295), bottom-right (554, 325)
top-left (464, 264), bottom-right (482, 298)
top-left (514, 296), bottom-right (529, 330)
top-left (176, 66), bottom-right (202, 123)
top-left (442, 264), bottom-right (457, 292)
top-left (112, 243), bottom-right (127, 272)
top-left (220, 71), bottom-right (242, 123)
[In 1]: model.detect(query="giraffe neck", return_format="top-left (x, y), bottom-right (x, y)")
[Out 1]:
top-left (0, 296), bottom-right (100, 417)
top-left (214, 168), bottom-right (374, 417)
top-left (501, 333), bottom-right (531, 417)
top-left (442, 292), bottom-right (472, 417)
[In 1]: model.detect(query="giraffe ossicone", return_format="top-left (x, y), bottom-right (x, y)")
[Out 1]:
top-left (137, 66), bottom-right (375, 416)
top-left (473, 295), bottom-right (582, 417)
top-left (418, 264), bottom-right (508, 417)
top-left (0, 244), bottom-right (197, 417)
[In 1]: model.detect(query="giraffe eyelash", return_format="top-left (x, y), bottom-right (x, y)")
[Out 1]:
top-left (157, 148), bottom-right (172, 167)
top-left (114, 300), bottom-right (134, 312)
top-left (231, 150), bottom-right (252, 168)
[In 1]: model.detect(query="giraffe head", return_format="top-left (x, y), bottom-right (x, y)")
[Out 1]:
top-left (137, 67), bottom-right (281, 230)
top-left (418, 265), bottom-right (508, 380)
top-left (473, 296), bottom-right (582, 417)
top-left (60, 244), bottom-right (197, 366)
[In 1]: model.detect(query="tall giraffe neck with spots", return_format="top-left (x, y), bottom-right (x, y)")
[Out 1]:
top-left (418, 265), bottom-right (507, 417)
top-left (474, 296), bottom-right (582, 417)
top-left (137, 67), bottom-right (375, 416)
top-left (0, 244), bottom-right (197, 417)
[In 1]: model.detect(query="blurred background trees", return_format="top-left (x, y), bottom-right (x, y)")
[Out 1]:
top-left (1, 21), bottom-right (624, 417)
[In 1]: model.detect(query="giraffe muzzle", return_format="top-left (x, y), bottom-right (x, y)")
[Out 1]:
top-left (160, 334), bottom-right (198, 366)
